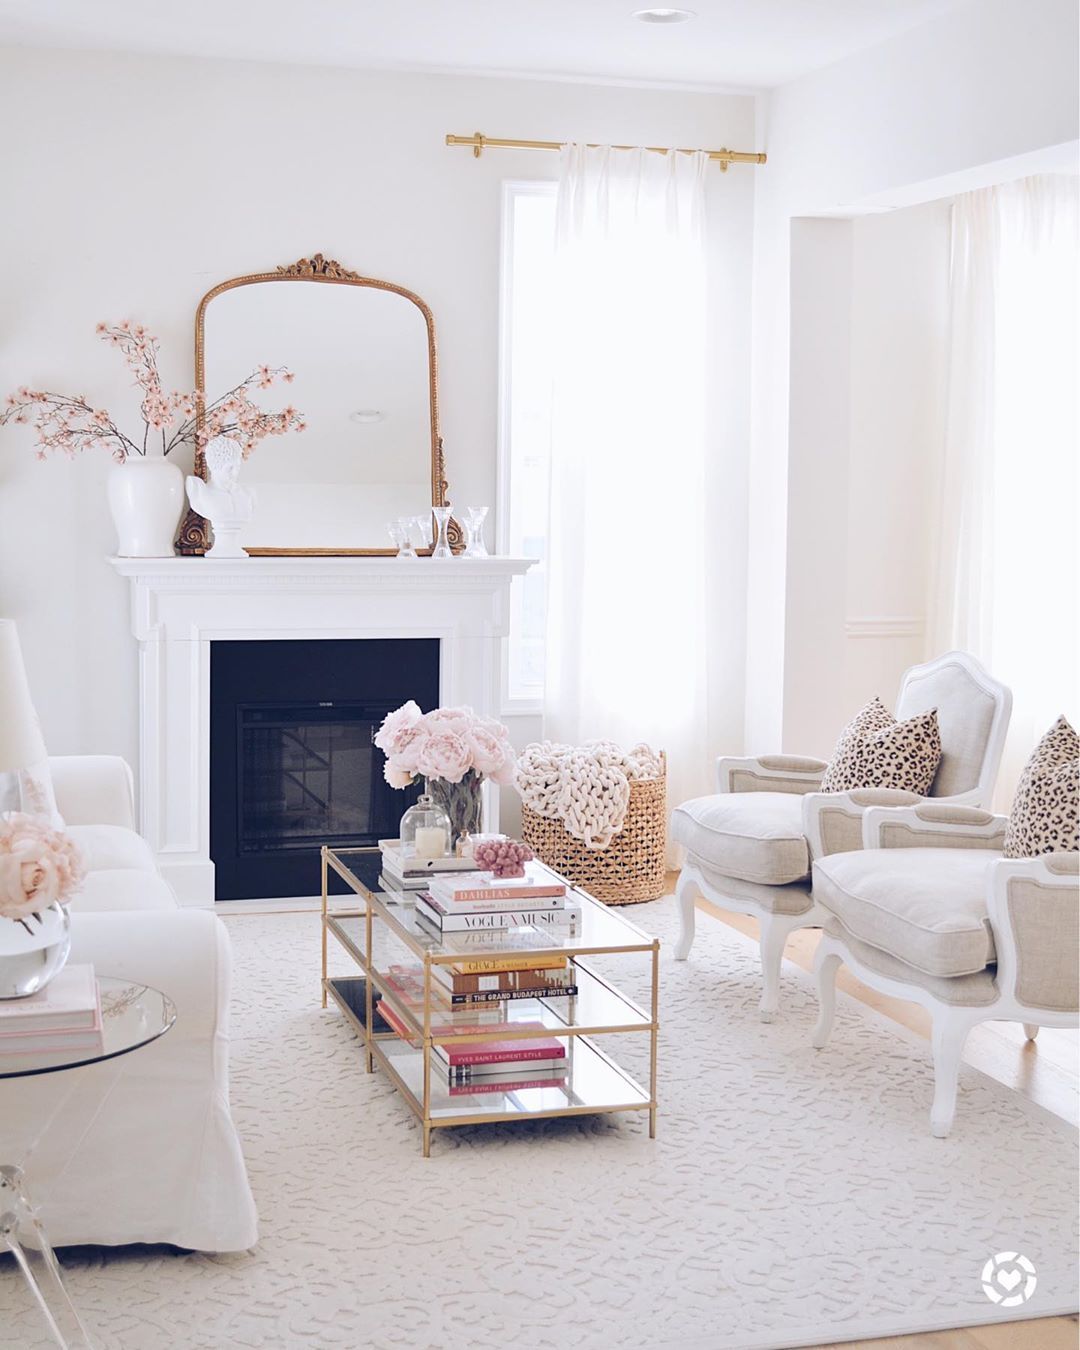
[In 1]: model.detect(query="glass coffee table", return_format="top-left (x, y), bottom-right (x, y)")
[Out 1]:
top-left (0, 977), bottom-right (176, 1349)
top-left (320, 846), bottom-right (659, 1156)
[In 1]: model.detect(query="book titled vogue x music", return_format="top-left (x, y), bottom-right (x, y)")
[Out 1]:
top-left (415, 894), bottom-right (582, 931)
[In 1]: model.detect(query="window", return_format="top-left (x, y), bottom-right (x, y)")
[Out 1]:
top-left (498, 181), bottom-right (557, 706)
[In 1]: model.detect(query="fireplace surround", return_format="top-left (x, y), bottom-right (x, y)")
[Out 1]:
top-left (110, 556), bottom-right (533, 906)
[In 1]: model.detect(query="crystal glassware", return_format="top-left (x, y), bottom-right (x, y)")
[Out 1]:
top-left (394, 518), bottom-right (417, 558)
top-left (431, 505), bottom-right (454, 559)
top-left (411, 514), bottom-right (431, 551)
top-left (387, 520), bottom-right (410, 557)
top-left (461, 506), bottom-right (490, 558)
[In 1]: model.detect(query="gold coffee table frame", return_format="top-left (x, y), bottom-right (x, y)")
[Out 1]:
top-left (320, 846), bottom-right (659, 1156)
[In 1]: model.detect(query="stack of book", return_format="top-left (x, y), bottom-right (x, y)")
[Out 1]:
top-left (384, 955), bottom-right (577, 1011)
top-left (414, 863), bottom-right (581, 934)
top-left (379, 839), bottom-right (479, 892)
top-left (377, 997), bottom-right (569, 1095)
top-left (0, 965), bottom-right (103, 1064)
top-left (435, 1026), bottom-right (568, 1094)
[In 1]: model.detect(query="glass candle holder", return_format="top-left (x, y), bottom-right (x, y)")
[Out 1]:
top-left (399, 793), bottom-right (452, 860)
top-left (431, 505), bottom-right (454, 559)
top-left (461, 506), bottom-right (490, 558)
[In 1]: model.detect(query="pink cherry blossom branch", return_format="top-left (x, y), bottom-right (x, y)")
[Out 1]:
top-left (2, 323), bottom-right (305, 462)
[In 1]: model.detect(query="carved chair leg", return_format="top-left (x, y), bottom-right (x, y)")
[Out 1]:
top-left (812, 949), bottom-right (842, 1049)
top-left (930, 1015), bottom-right (974, 1138)
top-left (758, 915), bottom-right (793, 1023)
top-left (673, 870), bottom-right (698, 961)
top-left (1023, 1023), bottom-right (1039, 1042)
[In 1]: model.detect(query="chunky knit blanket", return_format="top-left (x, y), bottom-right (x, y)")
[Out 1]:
top-left (514, 740), bottom-right (663, 849)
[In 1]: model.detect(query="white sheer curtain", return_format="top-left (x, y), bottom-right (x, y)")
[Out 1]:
top-left (930, 174), bottom-right (1078, 804)
top-left (543, 144), bottom-right (709, 822)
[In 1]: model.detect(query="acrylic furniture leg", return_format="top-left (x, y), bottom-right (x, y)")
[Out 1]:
top-left (1023, 1023), bottom-right (1039, 1041)
top-left (1, 1165), bottom-right (94, 1349)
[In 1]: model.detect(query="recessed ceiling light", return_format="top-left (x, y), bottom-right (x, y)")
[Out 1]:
top-left (349, 409), bottom-right (384, 424)
top-left (633, 7), bottom-right (696, 23)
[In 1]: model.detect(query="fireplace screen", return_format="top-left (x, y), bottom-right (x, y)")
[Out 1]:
top-left (239, 705), bottom-right (381, 853)
top-left (210, 637), bottom-right (439, 900)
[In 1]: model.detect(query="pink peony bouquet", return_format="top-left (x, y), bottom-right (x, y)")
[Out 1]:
top-left (0, 813), bottom-right (86, 927)
top-left (374, 702), bottom-right (516, 789)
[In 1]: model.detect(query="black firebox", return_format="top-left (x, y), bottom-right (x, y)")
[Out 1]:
top-left (210, 639), bottom-right (439, 900)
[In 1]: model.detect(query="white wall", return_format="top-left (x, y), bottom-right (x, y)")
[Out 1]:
top-left (843, 202), bottom-right (950, 723)
top-left (780, 202), bottom-right (951, 755)
top-left (747, 0), bottom-right (1079, 751)
top-left (782, 217), bottom-right (854, 753)
top-left (0, 47), bottom-right (756, 781)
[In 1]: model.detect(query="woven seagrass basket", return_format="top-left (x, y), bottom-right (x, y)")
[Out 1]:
top-left (521, 753), bottom-right (667, 906)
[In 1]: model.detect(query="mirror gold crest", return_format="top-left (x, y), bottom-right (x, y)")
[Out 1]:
top-left (177, 254), bottom-right (458, 556)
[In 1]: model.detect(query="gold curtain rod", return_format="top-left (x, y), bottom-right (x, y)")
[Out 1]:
top-left (446, 132), bottom-right (766, 172)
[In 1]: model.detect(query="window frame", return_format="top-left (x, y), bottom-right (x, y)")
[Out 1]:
top-left (496, 178), bottom-right (558, 716)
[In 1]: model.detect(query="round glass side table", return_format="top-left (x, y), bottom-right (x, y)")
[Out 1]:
top-left (0, 977), bottom-right (176, 1349)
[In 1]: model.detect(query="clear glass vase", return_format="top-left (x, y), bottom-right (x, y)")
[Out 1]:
top-left (0, 903), bottom-right (72, 999)
top-left (461, 506), bottom-right (489, 558)
top-left (431, 505), bottom-right (454, 559)
top-left (425, 771), bottom-right (483, 851)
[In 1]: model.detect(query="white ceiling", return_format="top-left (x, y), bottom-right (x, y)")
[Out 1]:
top-left (0, 0), bottom-right (964, 90)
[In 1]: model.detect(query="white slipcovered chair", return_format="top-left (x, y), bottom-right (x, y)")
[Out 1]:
top-left (672, 652), bottom-right (1012, 1020)
top-left (811, 802), bottom-right (1079, 1136)
top-left (0, 755), bottom-right (258, 1251)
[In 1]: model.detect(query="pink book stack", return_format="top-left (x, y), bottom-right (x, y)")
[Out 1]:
top-left (0, 964), bottom-right (103, 1063)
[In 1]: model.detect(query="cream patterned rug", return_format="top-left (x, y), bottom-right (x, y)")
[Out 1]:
top-left (2, 899), bottom-right (1077, 1349)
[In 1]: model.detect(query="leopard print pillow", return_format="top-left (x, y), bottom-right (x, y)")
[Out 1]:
top-left (1004, 715), bottom-right (1079, 858)
top-left (821, 696), bottom-right (942, 795)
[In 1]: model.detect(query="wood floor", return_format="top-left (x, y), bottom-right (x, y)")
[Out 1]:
top-left (693, 895), bottom-right (1079, 1350)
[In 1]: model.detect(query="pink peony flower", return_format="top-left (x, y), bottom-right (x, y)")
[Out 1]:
top-left (489, 758), bottom-right (517, 787)
top-left (388, 723), bottom-right (427, 774)
top-left (0, 813), bottom-right (85, 922)
top-left (419, 706), bottom-right (475, 734)
top-left (416, 730), bottom-right (472, 784)
top-left (373, 700), bottom-right (422, 753)
top-left (383, 761), bottom-right (415, 790)
top-left (467, 724), bottom-right (512, 779)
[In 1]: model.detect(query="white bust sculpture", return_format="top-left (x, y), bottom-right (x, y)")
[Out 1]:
top-left (186, 437), bottom-right (255, 558)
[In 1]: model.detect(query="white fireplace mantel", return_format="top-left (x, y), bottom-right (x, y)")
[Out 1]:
top-left (110, 555), bottom-right (535, 906)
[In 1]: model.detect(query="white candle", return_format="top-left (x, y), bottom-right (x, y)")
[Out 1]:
top-left (414, 826), bottom-right (448, 859)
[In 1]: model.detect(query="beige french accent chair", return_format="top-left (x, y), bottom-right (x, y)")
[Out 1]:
top-left (672, 652), bottom-right (1012, 1020)
top-left (811, 803), bottom-right (1079, 1136)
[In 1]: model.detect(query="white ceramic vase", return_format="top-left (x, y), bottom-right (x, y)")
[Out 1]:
top-left (107, 454), bottom-right (185, 557)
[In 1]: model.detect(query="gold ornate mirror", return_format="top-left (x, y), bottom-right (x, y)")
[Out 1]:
top-left (178, 254), bottom-right (457, 555)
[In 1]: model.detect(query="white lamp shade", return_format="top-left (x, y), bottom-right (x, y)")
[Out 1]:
top-left (0, 620), bottom-right (48, 771)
